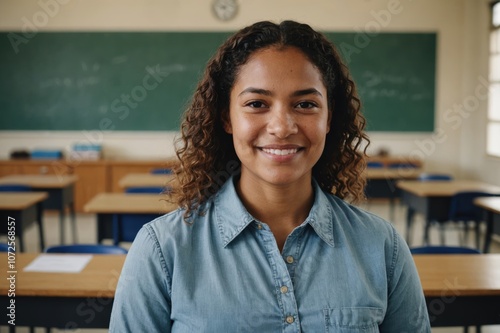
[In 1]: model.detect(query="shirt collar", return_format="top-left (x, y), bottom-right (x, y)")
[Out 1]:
top-left (214, 175), bottom-right (335, 248)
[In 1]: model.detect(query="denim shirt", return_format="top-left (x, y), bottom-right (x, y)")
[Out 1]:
top-left (110, 177), bottom-right (430, 332)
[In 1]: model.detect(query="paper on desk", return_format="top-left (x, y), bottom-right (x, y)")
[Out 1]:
top-left (24, 254), bottom-right (93, 273)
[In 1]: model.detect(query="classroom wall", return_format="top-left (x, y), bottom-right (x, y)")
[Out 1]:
top-left (0, 0), bottom-right (498, 184)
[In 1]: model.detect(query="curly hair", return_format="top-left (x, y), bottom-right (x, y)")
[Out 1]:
top-left (172, 20), bottom-right (370, 220)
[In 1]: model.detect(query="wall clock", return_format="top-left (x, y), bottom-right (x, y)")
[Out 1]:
top-left (212, 0), bottom-right (238, 21)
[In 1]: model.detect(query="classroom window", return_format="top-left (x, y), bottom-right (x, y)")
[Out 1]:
top-left (488, 2), bottom-right (500, 157)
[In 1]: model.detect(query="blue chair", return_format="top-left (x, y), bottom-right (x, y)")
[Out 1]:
top-left (447, 191), bottom-right (500, 250)
top-left (45, 244), bottom-right (128, 254)
top-left (418, 173), bottom-right (453, 181)
top-left (125, 186), bottom-right (166, 194)
top-left (151, 168), bottom-right (173, 175)
top-left (367, 161), bottom-right (384, 168)
top-left (410, 175), bottom-right (452, 245)
top-left (111, 187), bottom-right (164, 245)
top-left (0, 243), bottom-right (11, 252)
top-left (410, 245), bottom-right (480, 255)
top-left (0, 184), bottom-right (32, 192)
top-left (388, 162), bottom-right (419, 169)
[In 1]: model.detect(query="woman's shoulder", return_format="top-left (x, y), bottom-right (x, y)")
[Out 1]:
top-left (319, 190), bottom-right (400, 246)
top-left (323, 191), bottom-right (393, 228)
top-left (141, 201), bottom-right (215, 244)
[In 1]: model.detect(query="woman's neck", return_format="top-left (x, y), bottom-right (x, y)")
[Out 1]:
top-left (235, 174), bottom-right (315, 250)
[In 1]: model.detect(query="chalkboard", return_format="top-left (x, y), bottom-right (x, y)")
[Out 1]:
top-left (325, 33), bottom-right (436, 132)
top-left (0, 32), bottom-right (436, 132)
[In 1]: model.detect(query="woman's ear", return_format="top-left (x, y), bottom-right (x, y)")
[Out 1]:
top-left (222, 112), bottom-right (233, 134)
top-left (326, 109), bottom-right (332, 133)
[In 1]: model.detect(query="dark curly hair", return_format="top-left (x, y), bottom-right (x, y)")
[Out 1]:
top-left (172, 20), bottom-right (370, 220)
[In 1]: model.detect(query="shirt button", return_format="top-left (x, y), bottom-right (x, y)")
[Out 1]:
top-left (286, 256), bottom-right (294, 264)
top-left (257, 223), bottom-right (262, 230)
top-left (286, 316), bottom-right (294, 324)
top-left (280, 286), bottom-right (288, 294)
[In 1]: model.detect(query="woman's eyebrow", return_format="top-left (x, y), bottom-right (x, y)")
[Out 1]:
top-left (238, 87), bottom-right (323, 97)
top-left (291, 88), bottom-right (323, 98)
top-left (238, 87), bottom-right (272, 97)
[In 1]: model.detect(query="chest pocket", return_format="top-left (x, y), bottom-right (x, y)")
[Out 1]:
top-left (324, 307), bottom-right (383, 333)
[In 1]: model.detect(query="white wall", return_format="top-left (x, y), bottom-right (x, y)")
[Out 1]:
top-left (0, 0), bottom-right (498, 183)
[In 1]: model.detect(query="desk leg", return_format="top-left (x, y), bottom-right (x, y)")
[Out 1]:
top-left (59, 208), bottom-right (65, 245)
top-left (18, 232), bottom-right (24, 252)
top-left (483, 210), bottom-right (493, 253)
top-left (406, 207), bottom-right (415, 245)
top-left (70, 202), bottom-right (77, 243)
top-left (36, 201), bottom-right (45, 251)
top-left (423, 219), bottom-right (432, 245)
top-left (389, 198), bottom-right (395, 222)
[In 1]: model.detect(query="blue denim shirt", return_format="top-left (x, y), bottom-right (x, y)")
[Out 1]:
top-left (110, 177), bottom-right (430, 332)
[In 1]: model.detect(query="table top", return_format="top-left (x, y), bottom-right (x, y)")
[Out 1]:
top-left (0, 253), bottom-right (125, 297)
top-left (365, 168), bottom-right (423, 179)
top-left (118, 173), bottom-right (176, 189)
top-left (474, 196), bottom-right (500, 214)
top-left (413, 254), bottom-right (500, 297)
top-left (0, 175), bottom-right (78, 188)
top-left (396, 180), bottom-right (500, 197)
top-left (84, 192), bottom-right (178, 214)
top-left (2, 253), bottom-right (499, 299)
top-left (0, 192), bottom-right (48, 209)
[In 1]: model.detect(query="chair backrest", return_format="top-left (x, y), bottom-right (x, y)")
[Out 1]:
top-left (387, 162), bottom-right (418, 169)
top-left (367, 161), bottom-right (384, 168)
top-left (418, 173), bottom-right (453, 181)
top-left (0, 243), bottom-right (11, 252)
top-left (117, 189), bottom-right (166, 244)
top-left (151, 168), bottom-right (173, 175)
top-left (113, 213), bottom-right (160, 245)
top-left (448, 191), bottom-right (500, 222)
top-left (125, 187), bottom-right (166, 194)
top-left (0, 184), bottom-right (31, 192)
top-left (45, 244), bottom-right (128, 254)
top-left (410, 245), bottom-right (481, 254)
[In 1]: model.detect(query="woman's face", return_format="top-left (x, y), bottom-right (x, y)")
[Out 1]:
top-left (226, 46), bottom-right (330, 188)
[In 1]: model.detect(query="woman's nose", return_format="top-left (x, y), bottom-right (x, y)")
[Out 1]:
top-left (266, 107), bottom-right (298, 138)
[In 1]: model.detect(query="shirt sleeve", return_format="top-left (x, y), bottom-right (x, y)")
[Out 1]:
top-left (379, 227), bottom-right (431, 332)
top-left (109, 225), bottom-right (172, 332)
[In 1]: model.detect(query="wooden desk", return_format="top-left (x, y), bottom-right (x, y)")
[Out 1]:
top-left (0, 192), bottom-right (48, 252)
top-left (414, 254), bottom-right (500, 327)
top-left (0, 253), bottom-right (125, 328)
top-left (475, 197), bottom-right (500, 253)
top-left (397, 180), bottom-right (500, 245)
top-left (118, 173), bottom-right (176, 191)
top-left (2, 253), bottom-right (499, 328)
top-left (0, 175), bottom-right (78, 244)
top-left (84, 193), bottom-right (177, 243)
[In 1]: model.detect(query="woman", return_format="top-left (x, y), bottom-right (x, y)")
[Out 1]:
top-left (110, 20), bottom-right (430, 332)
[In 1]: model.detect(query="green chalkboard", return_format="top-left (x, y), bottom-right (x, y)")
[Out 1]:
top-left (325, 33), bottom-right (436, 132)
top-left (0, 32), bottom-right (436, 132)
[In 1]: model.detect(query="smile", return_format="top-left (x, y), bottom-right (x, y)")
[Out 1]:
top-left (261, 148), bottom-right (299, 156)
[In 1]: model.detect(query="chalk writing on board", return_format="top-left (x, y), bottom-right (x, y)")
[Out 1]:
top-left (111, 56), bottom-right (128, 65)
top-left (39, 76), bottom-right (101, 89)
top-left (356, 70), bottom-right (430, 101)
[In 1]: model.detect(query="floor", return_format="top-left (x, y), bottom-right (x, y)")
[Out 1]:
top-left (1, 200), bottom-right (500, 333)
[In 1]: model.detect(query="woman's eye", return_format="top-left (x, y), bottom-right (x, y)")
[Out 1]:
top-left (296, 101), bottom-right (317, 109)
top-left (246, 101), bottom-right (266, 108)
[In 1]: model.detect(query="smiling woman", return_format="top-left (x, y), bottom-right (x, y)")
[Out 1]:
top-left (110, 20), bottom-right (431, 333)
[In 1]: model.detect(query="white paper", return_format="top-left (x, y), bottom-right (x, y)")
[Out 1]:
top-left (24, 254), bottom-right (93, 273)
